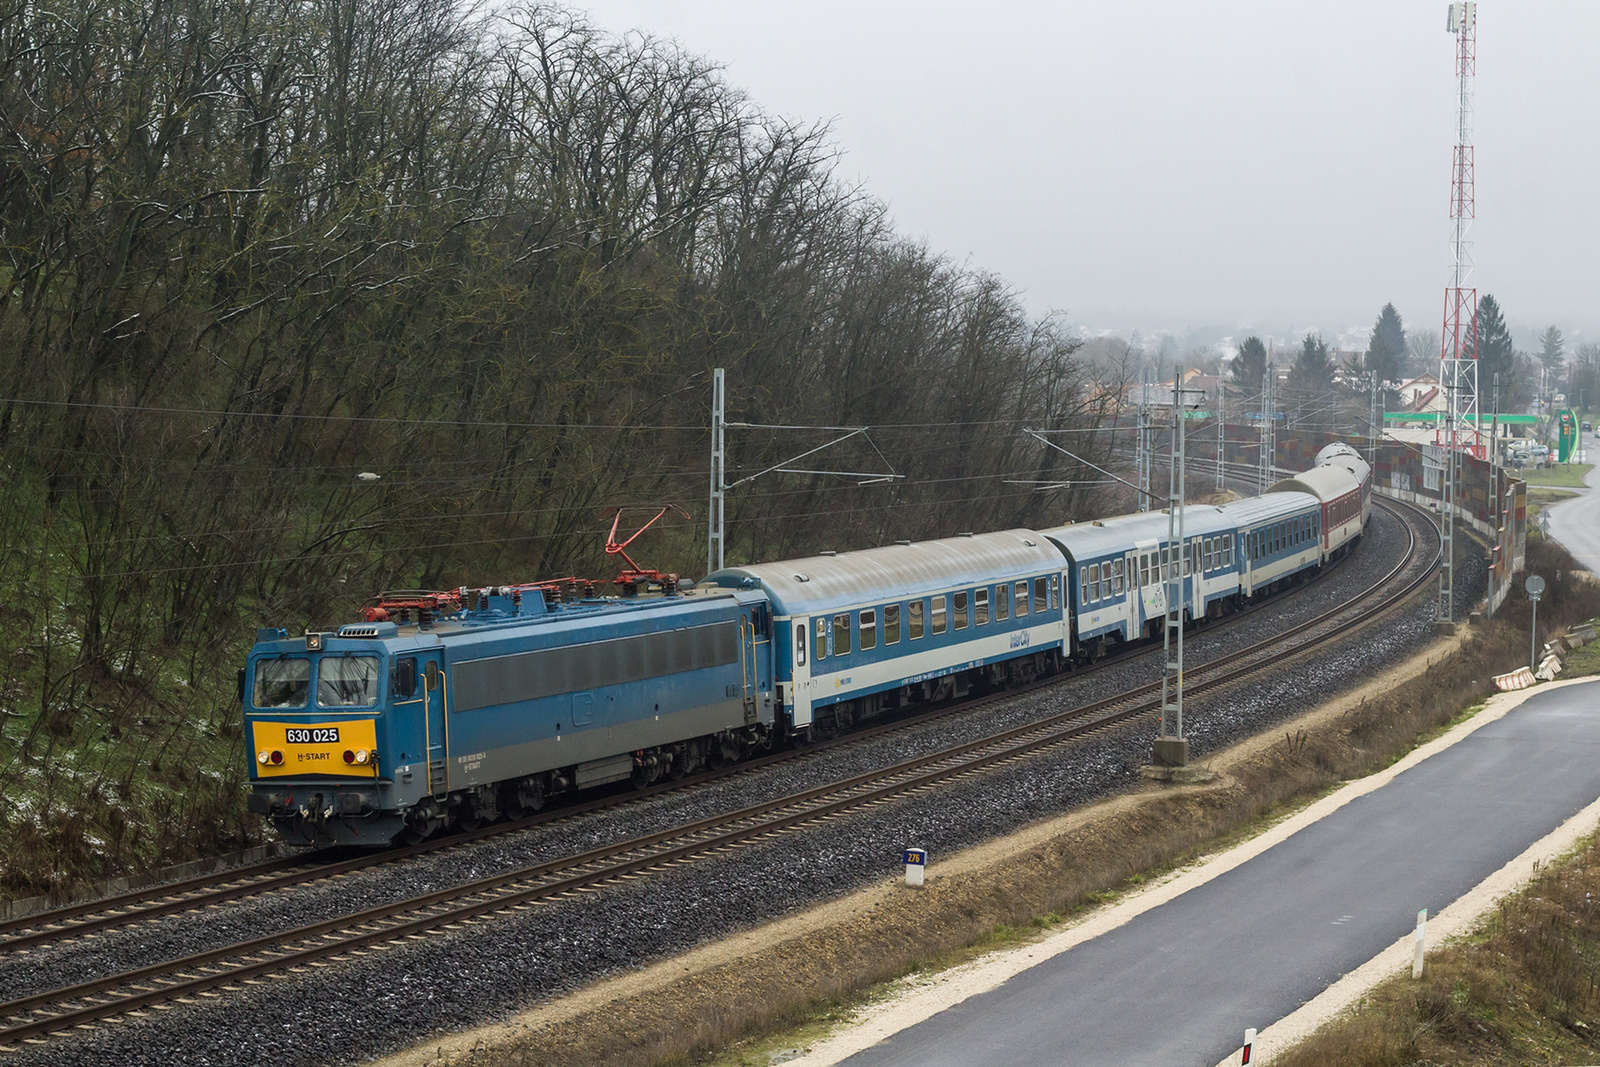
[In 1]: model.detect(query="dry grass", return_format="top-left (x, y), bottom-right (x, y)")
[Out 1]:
top-left (1274, 835), bottom-right (1600, 1067)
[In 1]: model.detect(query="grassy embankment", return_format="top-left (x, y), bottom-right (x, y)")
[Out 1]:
top-left (437, 538), bottom-right (1600, 1067)
top-left (1518, 462), bottom-right (1591, 519)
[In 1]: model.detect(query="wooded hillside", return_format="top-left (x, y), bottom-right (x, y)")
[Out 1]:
top-left (0, 1), bottom-right (1122, 892)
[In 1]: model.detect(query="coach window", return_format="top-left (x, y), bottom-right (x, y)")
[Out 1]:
top-left (974, 587), bottom-right (989, 625)
top-left (815, 617), bottom-right (828, 660)
top-left (885, 604), bottom-right (901, 644)
top-left (909, 599), bottom-right (925, 639)
top-left (954, 591), bottom-right (969, 629)
top-left (1033, 576), bottom-right (1047, 610)
top-left (1112, 559), bottom-right (1124, 595)
top-left (931, 596), bottom-right (947, 635)
top-left (859, 609), bottom-right (877, 651)
top-left (997, 582), bottom-right (1011, 619)
top-left (833, 613), bottom-right (851, 656)
top-left (1016, 581), bottom-right (1029, 616)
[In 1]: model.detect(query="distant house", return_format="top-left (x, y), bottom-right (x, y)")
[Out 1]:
top-left (1396, 373), bottom-right (1447, 414)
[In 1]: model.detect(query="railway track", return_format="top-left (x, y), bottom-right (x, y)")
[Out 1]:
top-left (0, 496), bottom-right (1438, 1049)
top-left (0, 496), bottom-right (1369, 955)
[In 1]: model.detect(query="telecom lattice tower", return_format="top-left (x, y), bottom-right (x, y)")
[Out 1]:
top-left (1437, 1), bottom-right (1478, 627)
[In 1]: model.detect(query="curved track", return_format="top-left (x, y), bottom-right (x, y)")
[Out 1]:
top-left (0, 501), bottom-right (1368, 954)
top-left (0, 496), bottom-right (1438, 1048)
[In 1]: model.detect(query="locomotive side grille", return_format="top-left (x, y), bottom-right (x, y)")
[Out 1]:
top-left (451, 622), bottom-right (739, 712)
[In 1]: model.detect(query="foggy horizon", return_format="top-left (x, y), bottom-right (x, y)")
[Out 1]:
top-left (578, 1), bottom-right (1600, 353)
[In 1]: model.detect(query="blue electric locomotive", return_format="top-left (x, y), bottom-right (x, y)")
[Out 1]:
top-left (245, 583), bottom-right (775, 845)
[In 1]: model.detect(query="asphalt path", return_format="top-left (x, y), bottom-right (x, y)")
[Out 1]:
top-left (1544, 462), bottom-right (1600, 572)
top-left (841, 680), bottom-right (1600, 1067)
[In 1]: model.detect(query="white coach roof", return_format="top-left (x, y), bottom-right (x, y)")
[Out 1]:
top-left (703, 529), bottom-right (1067, 616)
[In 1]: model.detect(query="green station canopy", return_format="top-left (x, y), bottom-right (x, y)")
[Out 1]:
top-left (1383, 412), bottom-right (1540, 424)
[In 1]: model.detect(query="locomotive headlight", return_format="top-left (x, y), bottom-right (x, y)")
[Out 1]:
top-left (355, 749), bottom-right (370, 765)
top-left (257, 750), bottom-right (270, 764)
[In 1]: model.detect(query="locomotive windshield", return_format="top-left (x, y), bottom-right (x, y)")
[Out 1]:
top-left (254, 657), bottom-right (310, 708)
top-left (317, 655), bottom-right (381, 707)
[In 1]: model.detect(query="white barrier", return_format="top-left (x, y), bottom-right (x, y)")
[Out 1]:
top-left (1494, 666), bottom-right (1537, 691)
top-left (1536, 653), bottom-right (1563, 682)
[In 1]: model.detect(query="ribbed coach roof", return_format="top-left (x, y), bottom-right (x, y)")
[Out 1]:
top-left (1220, 491), bottom-right (1321, 525)
top-left (1267, 464), bottom-right (1362, 504)
top-left (702, 530), bottom-right (1066, 616)
top-left (1038, 506), bottom-right (1234, 560)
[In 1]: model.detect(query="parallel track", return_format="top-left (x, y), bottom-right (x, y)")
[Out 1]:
top-left (0, 497), bottom-right (1366, 953)
top-left (0, 497), bottom-right (1439, 1048)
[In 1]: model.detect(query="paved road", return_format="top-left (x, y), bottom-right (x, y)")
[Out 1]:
top-left (843, 681), bottom-right (1600, 1067)
top-left (1545, 463), bottom-right (1600, 572)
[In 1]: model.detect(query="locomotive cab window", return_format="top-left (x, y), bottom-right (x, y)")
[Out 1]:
top-left (318, 655), bottom-right (380, 708)
top-left (884, 604), bottom-right (902, 644)
top-left (833, 613), bottom-right (851, 656)
top-left (859, 609), bottom-right (877, 651)
top-left (393, 656), bottom-right (418, 698)
top-left (254, 657), bottom-right (310, 708)
top-left (909, 600), bottom-right (925, 639)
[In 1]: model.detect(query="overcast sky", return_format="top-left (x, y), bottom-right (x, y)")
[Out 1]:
top-left (576, 1), bottom-right (1598, 351)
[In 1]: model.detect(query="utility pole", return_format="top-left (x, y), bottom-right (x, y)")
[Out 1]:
top-left (1438, 380), bottom-right (1458, 631)
top-left (1368, 371), bottom-right (1379, 467)
top-left (1137, 365), bottom-right (1154, 512)
top-left (708, 367), bottom-right (726, 575)
top-left (1216, 379), bottom-right (1226, 493)
top-left (1439, 2), bottom-right (1480, 461)
top-left (1258, 365), bottom-right (1276, 495)
top-left (1155, 368), bottom-right (1189, 769)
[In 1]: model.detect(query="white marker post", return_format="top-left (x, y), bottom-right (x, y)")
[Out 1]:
top-left (903, 848), bottom-right (927, 887)
top-left (1240, 1027), bottom-right (1256, 1065)
top-left (1412, 908), bottom-right (1428, 978)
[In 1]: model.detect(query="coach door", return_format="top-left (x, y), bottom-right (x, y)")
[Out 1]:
top-left (788, 620), bottom-right (814, 729)
top-left (418, 651), bottom-right (448, 801)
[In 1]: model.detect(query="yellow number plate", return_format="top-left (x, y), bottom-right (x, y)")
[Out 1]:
top-left (251, 719), bottom-right (379, 778)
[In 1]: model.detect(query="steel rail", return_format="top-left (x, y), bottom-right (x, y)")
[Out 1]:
top-left (0, 498), bottom-right (1437, 1047)
top-left (0, 498), bottom-right (1365, 952)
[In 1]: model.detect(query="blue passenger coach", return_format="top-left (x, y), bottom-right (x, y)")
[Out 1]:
top-left (1219, 492), bottom-right (1324, 597)
top-left (1041, 506), bottom-right (1240, 660)
top-left (705, 531), bottom-right (1066, 736)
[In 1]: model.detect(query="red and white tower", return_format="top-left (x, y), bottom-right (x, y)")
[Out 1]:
top-left (1439, 2), bottom-right (1478, 456)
